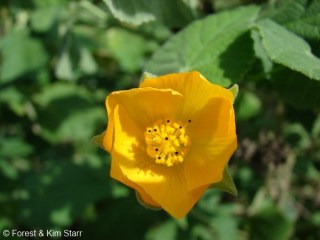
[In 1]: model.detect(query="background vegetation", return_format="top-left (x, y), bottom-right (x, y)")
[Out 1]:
top-left (0, 0), bottom-right (320, 239)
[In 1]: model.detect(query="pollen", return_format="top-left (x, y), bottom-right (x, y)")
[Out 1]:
top-left (144, 119), bottom-right (191, 167)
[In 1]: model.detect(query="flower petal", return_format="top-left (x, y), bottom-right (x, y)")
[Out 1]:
top-left (112, 104), bottom-right (208, 219)
top-left (136, 191), bottom-right (161, 210)
top-left (103, 87), bottom-right (183, 153)
top-left (188, 97), bottom-right (236, 140)
top-left (140, 71), bottom-right (234, 119)
top-left (134, 167), bottom-right (209, 219)
top-left (184, 135), bottom-right (237, 191)
top-left (110, 105), bottom-right (160, 208)
top-left (113, 165), bottom-right (161, 209)
top-left (177, 95), bottom-right (237, 190)
top-left (111, 153), bottom-right (160, 208)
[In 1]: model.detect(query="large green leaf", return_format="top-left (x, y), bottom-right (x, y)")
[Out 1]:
top-left (254, 19), bottom-right (320, 109)
top-left (145, 6), bottom-right (260, 87)
top-left (271, 67), bottom-right (320, 110)
top-left (0, 30), bottom-right (48, 83)
top-left (255, 19), bottom-right (320, 81)
top-left (261, 0), bottom-right (320, 40)
top-left (103, 0), bottom-right (195, 27)
top-left (251, 29), bottom-right (273, 74)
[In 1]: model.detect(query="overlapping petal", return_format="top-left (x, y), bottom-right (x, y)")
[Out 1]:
top-left (140, 71), bottom-right (234, 120)
top-left (182, 98), bottom-right (237, 190)
top-left (103, 87), bottom-right (183, 152)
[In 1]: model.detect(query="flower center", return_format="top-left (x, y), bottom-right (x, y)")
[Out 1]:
top-left (144, 119), bottom-right (191, 167)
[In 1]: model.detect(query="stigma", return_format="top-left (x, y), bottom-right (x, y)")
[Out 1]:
top-left (144, 119), bottom-right (191, 167)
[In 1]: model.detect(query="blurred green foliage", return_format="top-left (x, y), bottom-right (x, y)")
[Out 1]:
top-left (0, 0), bottom-right (320, 239)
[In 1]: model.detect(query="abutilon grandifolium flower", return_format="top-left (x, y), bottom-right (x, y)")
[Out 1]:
top-left (93, 71), bottom-right (238, 219)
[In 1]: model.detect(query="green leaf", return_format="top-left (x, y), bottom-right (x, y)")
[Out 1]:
top-left (0, 137), bottom-right (33, 159)
top-left (30, 6), bottom-right (60, 32)
top-left (255, 19), bottom-right (320, 80)
top-left (284, 123), bottom-right (311, 149)
top-left (210, 167), bottom-right (238, 196)
top-left (146, 220), bottom-right (177, 240)
top-left (271, 67), bottom-right (320, 110)
top-left (55, 48), bottom-right (75, 80)
top-left (106, 28), bottom-right (151, 72)
top-left (251, 29), bottom-right (273, 74)
top-left (235, 90), bottom-right (262, 121)
top-left (20, 161), bottom-right (128, 228)
top-left (55, 23), bottom-right (100, 81)
top-left (0, 137), bottom-right (33, 179)
top-left (0, 87), bottom-right (26, 116)
top-left (0, 30), bottom-right (48, 83)
top-left (312, 114), bottom-right (320, 138)
top-left (181, 0), bottom-right (199, 10)
top-left (211, 213), bottom-right (239, 240)
top-left (0, 160), bottom-right (18, 180)
top-left (248, 193), bottom-right (294, 240)
top-left (145, 6), bottom-right (260, 87)
top-left (32, 0), bottom-right (68, 8)
top-left (55, 34), bottom-right (98, 81)
top-left (261, 0), bottom-right (320, 40)
top-left (79, 47), bottom-right (98, 74)
top-left (33, 83), bottom-right (105, 143)
top-left (103, 0), bottom-right (196, 27)
top-left (214, 0), bottom-right (243, 11)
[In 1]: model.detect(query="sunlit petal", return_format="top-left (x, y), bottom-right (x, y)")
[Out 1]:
top-left (103, 87), bottom-right (183, 152)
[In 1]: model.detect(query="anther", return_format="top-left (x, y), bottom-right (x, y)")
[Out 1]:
top-left (144, 119), bottom-right (191, 167)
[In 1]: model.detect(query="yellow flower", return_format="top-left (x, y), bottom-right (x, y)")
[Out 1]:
top-left (96, 71), bottom-right (237, 219)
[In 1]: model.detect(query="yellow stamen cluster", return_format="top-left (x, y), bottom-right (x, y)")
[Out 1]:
top-left (144, 119), bottom-right (191, 167)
